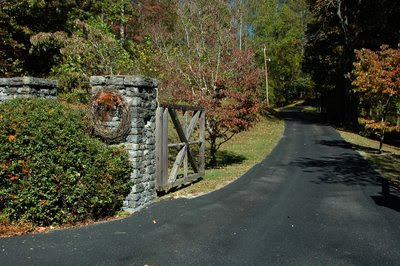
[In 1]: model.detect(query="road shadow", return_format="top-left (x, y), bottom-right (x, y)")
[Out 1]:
top-left (278, 106), bottom-right (327, 125)
top-left (371, 194), bottom-right (400, 213)
top-left (291, 153), bottom-right (381, 186)
top-left (316, 139), bottom-right (380, 154)
top-left (316, 140), bottom-right (399, 185)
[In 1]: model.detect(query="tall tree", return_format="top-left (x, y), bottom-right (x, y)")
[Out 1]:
top-left (303, 0), bottom-right (400, 126)
top-left (247, 0), bottom-right (312, 105)
top-left (352, 45), bottom-right (400, 152)
top-left (144, 0), bottom-right (263, 166)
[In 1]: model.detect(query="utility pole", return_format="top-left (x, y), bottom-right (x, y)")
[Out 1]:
top-left (263, 45), bottom-right (271, 107)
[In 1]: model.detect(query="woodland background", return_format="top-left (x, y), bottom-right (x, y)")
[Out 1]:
top-left (1, 0), bottom-right (399, 153)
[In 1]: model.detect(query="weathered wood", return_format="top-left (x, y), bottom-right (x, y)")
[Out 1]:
top-left (199, 111), bottom-right (206, 175)
top-left (168, 141), bottom-right (202, 148)
top-left (155, 105), bottom-right (205, 192)
top-left (168, 146), bottom-right (187, 183)
top-left (155, 107), bottom-right (163, 190)
top-left (168, 108), bottom-right (199, 173)
top-left (187, 110), bottom-right (200, 138)
top-left (168, 173), bottom-right (202, 190)
top-left (184, 111), bottom-right (188, 180)
top-left (161, 108), bottom-right (169, 188)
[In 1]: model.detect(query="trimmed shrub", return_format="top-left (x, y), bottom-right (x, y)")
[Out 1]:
top-left (0, 99), bottom-right (132, 226)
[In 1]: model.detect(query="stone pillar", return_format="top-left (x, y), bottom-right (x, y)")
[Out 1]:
top-left (0, 77), bottom-right (58, 102)
top-left (90, 75), bottom-right (159, 213)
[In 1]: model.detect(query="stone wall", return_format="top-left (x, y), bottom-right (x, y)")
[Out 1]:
top-left (90, 75), bottom-right (159, 213)
top-left (0, 77), bottom-right (58, 101)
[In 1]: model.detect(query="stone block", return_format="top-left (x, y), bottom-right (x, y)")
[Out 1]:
top-left (145, 138), bottom-right (155, 145)
top-left (130, 97), bottom-right (142, 107)
top-left (148, 181), bottom-right (156, 189)
top-left (90, 76), bottom-right (106, 85)
top-left (124, 76), bottom-right (159, 87)
top-left (125, 143), bottom-right (141, 151)
top-left (127, 193), bottom-right (141, 202)
top-left (8, 77), bottom-right (23, 86)
top-left (40, 89), bottom-right (49, 95)
top-left (126, 135), bottom-right (142, 143)
top-left (132, 184), bottom-right (144, 193)
top-left (130, 170), bottom-right (142, 180)
top-left (108, 76), bottom-right (124, 86)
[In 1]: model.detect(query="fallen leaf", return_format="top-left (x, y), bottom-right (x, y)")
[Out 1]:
top-left (36, 227), bottom-right (46, 233)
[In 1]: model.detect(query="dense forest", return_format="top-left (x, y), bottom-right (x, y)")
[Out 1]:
top-left (1, 0), bottom-right (399, 144)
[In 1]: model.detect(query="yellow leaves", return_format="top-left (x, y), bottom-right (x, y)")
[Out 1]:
top-left (39, 199), bottom-right (49, 205)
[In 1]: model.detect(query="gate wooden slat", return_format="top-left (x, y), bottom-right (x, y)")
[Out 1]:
top-left (186, 110), bottom-right (201, 139)
top-left (155, 107), bottom-right (163, 190)
top-left (199, 111), bottom-right (206, 175)
top-left (183, 111), bottom-right (188, 180)
top-left (156, 105), bottom-right (205, 192)
top-left (161, 107), bottom-right (169, 190)
top-left (168, 108), bottom-right (199, 173)
top-left (170, 173), bottom-right (202, 188)
top-left (168, 145), bottom-right (187, 183)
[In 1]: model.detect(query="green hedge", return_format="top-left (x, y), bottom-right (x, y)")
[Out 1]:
top-left (0, 99), bottom-right (132, 226)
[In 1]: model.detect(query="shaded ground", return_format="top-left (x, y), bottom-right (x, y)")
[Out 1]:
top-left (1, 106), bottom-right (400, 265)
top-left (337, 129), bottom-right (400, 186)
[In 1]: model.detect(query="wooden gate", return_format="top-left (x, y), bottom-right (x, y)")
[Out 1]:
top-left (155, 104), bottom-right (205, 192)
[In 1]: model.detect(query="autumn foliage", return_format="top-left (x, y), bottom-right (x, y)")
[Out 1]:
top-left (352, 45), bottom-right (400, 152)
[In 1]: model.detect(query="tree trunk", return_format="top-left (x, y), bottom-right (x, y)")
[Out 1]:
top-left (378, 117), bottom-right (385, 154)
top-left (120, 0), bottom-right (125, 44)
top-left (209, 135), bottom-right (218, 168)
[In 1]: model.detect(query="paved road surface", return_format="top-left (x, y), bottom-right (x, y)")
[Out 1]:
top-left (2, 107), bottom-right (400, 265)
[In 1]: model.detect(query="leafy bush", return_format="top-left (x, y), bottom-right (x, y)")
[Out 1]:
top-left (31, 19), bottom-right (137, 93)
top-left (0, 99), bottom-right (132, 226)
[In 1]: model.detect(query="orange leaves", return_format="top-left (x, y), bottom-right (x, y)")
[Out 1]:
top-left (8, 134), bottom-right (16, 141)
top-left (353, 45), bottom-right (400, 100)
top-left (7, 173), bottom-right (18, 181)
top-left (21, 168), bottom-right (30, 175)
top-left (358, 118), bottom-right (399, 133)
top-left (96, 91), bottom-right (114, 107)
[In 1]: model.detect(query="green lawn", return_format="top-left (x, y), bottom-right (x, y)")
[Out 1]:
top-left (160, 115), bottom-right (285, 199)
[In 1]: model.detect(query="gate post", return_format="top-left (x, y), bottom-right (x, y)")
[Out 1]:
top-left (90, 75), bottom-right (159, 213)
